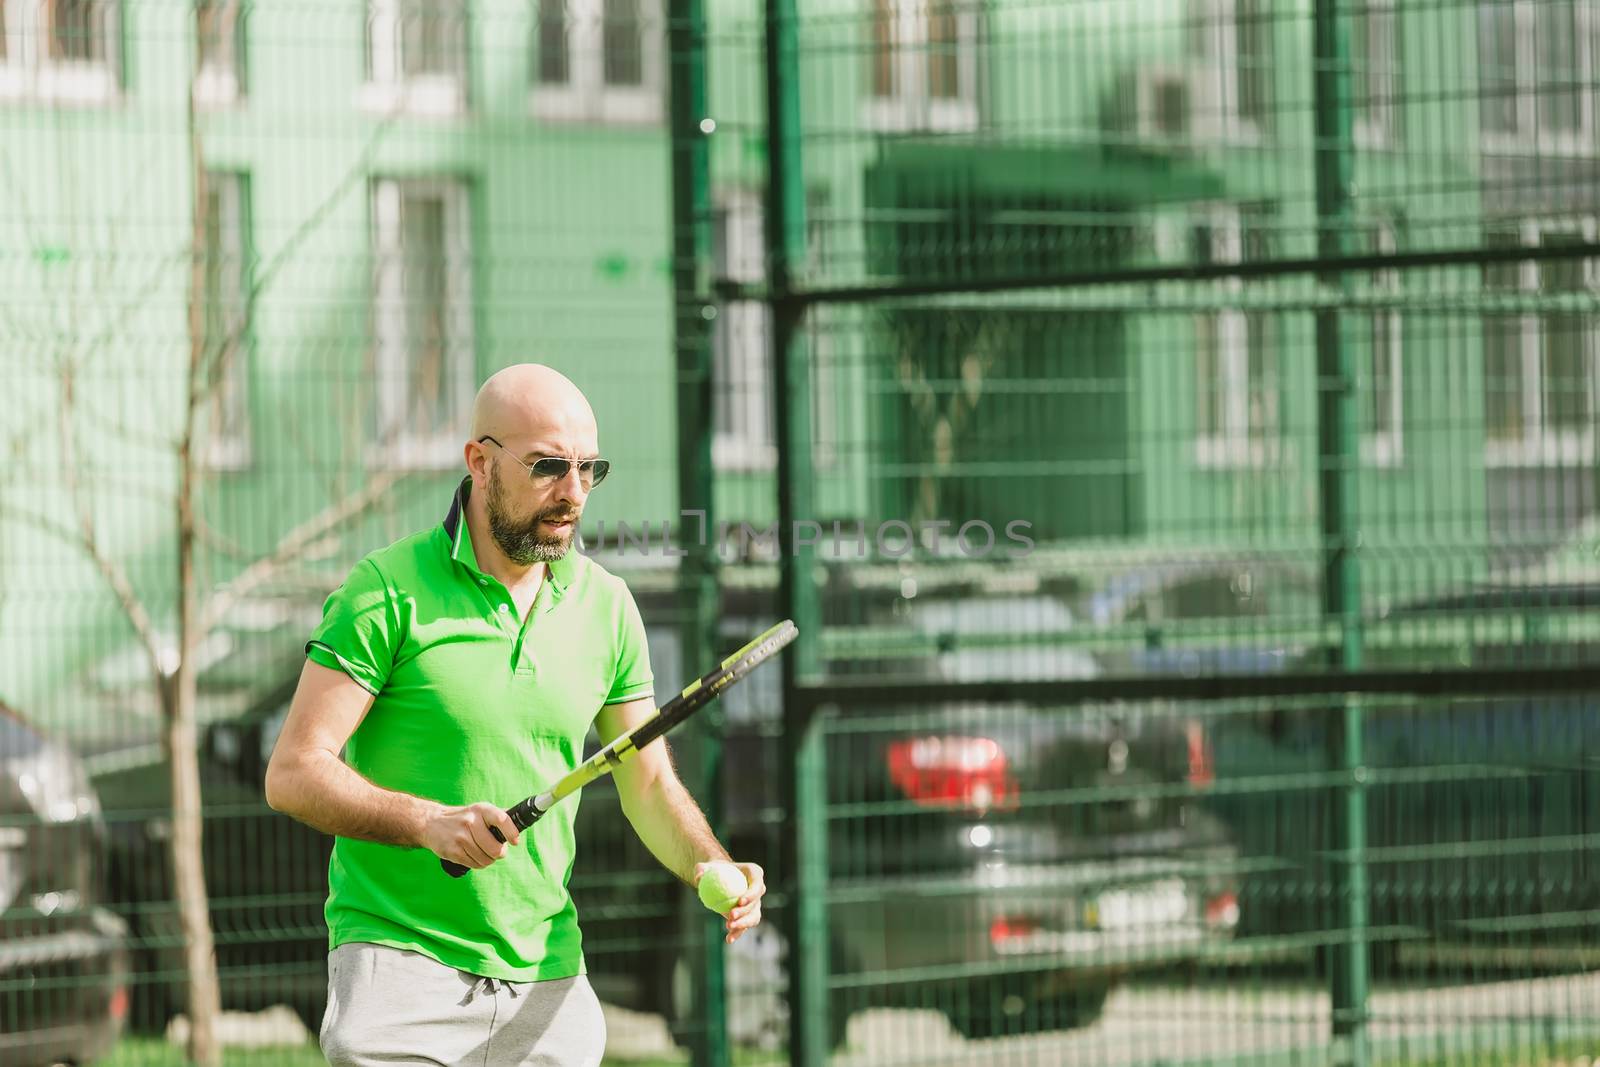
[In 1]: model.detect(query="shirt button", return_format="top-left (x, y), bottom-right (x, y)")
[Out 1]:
top-left (499, 604), bottom-right (511, 614)
top-left (478, 578), bottom-right (487, 586)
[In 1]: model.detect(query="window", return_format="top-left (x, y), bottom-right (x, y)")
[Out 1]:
top-left (535, 0), bottom-right (568, 87)
top-left (1193, 206), bottom-right (1281, 468)
top-left (1190, 0), bottom-right (1273, 141)
top-left (1479, 1), bottom-right (1520, 137)
top-left (864, 0), bottom-right (979, 132)
top-left (371, 179), bottom-right (475, 467)
top-left (1478, 0), bottom-right (1597, 152)
top-left (532, 0), bottom-right (662, 124)
top-left (0, 2), bottom-right (14, 94)
top-left (194, 0), bottom-right (245, 106)
top-left (48, 0), bottom-right (107, 61)
top-left (1537, 0), bottom-right (1584, 135)
top-left (1364, 221), bottom-right (1404, 466)
top-left (1352, 0), bottom-right (1399, 147)
top-left (709, 190), bottom-right (838, 472)
top-left (1483, 218), bottom-right (1599, 466)
top-left (602, 0), bottom-right (643, 87)
top-left (711, 192), bottom-right (774, 471)
top-left (0, 0), bottom-right (120, 102)
top-left (363, 0), bottom-right (467, 116)
top-left (198, 172), bottom-right (253, 469)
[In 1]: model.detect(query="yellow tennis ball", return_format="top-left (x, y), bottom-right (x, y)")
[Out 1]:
top-left (697, 862), bottom-right (748, 916)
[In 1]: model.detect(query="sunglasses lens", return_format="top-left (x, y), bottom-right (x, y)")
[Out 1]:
top-left (526, 457), bottom-right (609, 487)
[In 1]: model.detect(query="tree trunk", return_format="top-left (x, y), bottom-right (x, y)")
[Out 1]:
top-left (164, 669), bottom-right (222, 1067)
top-left (174, 66), bottom-right (224, 1062)
top-left (169, 380), bottom-right (222, 1066)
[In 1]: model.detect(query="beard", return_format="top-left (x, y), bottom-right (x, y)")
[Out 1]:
top-left (485, 461), bottom-right (579, 565)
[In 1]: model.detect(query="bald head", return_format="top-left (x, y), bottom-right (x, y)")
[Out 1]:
top-left (464, 365), bottom-right (599, 570)
top-left (469, 364), bottom-right (597, 454)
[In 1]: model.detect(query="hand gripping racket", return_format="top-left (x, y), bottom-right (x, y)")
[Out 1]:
top-left (441, 619), bottom-right (799, 877)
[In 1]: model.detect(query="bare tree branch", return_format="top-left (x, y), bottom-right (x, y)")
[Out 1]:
top-left (5, 506), bottom-right (89, 548)
top-left (56, 369), bottom-right (167, 688)
top-left (190, 512), bottom-right (257, 564)
top-left (200, 469), bottom-right (406, 634)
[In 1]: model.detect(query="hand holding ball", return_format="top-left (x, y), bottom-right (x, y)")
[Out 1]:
top-left (697, 861), bottom-right (748, 916)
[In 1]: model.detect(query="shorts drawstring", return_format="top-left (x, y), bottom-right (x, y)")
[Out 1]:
top-left (456, 973), bottom-right (523, 1007)
top-left (457, 974), bottom-right (499, 1006)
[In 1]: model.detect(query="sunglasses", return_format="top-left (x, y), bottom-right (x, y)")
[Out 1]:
top-left (479, 436), bottom-right (611, 489)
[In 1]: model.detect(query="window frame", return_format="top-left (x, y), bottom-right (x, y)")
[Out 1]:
top-left (193, 0), bottom-right (246, 108)
top-left (708, 187), bottom-right (839, 474)
top-left (1189, 0), bottom-right (1274, 145)
top-left (361, 0), bottom-right (469, 118)
top-left (1363, 219), bottom-right (1405, 467)
top-left (862, 0), bottom-right (980, 133)
top-left (199, 171), bottom-right (254, 471)
top-left (530, 0), bottom-right (663, 126)
top-left (1483, 216), bottom-right (1600, 468)
top-left (1478, 0), bottom-right (1598, 156)
top-left (0, 1), bottom-right (25, 99)
top-left (0, 0), bottom-right (121, 104)
top-left (1352, 0), bottom-right (1400, 149)
top-left (710, 189), bottom-right (777, 472)
top-left (370, 177), bottom-right (477, 470)
top-left (1193, 204), bottom-right (1282, 470)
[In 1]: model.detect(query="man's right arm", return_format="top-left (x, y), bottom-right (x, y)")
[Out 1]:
top-left (264, 659), bottom-right (521, 870)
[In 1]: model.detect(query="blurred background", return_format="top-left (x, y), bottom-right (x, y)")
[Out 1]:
top-left (3, 1), bottom-right (1600, 1065)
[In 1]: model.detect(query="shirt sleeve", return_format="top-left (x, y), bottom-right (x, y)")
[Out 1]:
top-left (605, 585), bottom-right (656, 705)
top-left (304, 558), bottom-right (400, 696)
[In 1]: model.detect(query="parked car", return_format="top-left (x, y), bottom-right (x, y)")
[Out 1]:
top-left (716, 674), bottom-right (1242, 1044)
top-left (87, 674), bottom-right (332, 1035)
top-left (1217, 578), bottom-right (1600, 975)
top-left (0, 700), bottom-right (129, 1066)
top-left (636, 559), bottom-right (1254, 1047)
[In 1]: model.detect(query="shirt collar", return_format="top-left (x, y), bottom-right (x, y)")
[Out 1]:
top-left (442, 475), bottom-right (576, 591)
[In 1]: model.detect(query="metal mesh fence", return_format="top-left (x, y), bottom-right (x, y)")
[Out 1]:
top-left (803, 689), bottom-right (1600, 1067)
top-left (706, 1), bottom-right (1600, 1066)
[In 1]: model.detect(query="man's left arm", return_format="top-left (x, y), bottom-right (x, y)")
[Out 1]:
top-left (596, 696), bottom-right (766, 944)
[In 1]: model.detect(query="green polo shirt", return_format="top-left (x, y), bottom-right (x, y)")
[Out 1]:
top-left (305, 477), bottom-right (655, 981)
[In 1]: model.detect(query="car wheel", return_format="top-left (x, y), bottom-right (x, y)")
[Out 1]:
top-left (948, 977), bottom-right (1110, 1041)
top-left (665, 923), bottom-right (850, 1052)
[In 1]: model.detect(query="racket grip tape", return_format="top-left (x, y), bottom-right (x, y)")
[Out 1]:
top-left (439, 798), bottom-right (547, 878)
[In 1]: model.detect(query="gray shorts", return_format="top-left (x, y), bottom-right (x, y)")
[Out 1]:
top-left (319, 942), bottom-right (607, 1067)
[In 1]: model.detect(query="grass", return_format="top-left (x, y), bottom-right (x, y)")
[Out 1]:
top-left (103, 1039), bottom-right (327, 1067)
top-left (101, 1037), bottom-right (702, 1067)
top-left (1383, 1037), bottom-right (1600, 1067)
top-left (104, 1032), bottom-right (1600, 1067)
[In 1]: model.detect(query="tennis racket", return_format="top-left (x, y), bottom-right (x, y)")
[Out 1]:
top-left (441, 618), bottom-right (799, 877)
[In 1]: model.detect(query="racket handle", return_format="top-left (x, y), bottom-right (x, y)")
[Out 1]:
top-left (507, 796), bottom-right (543, 830)
top-left (439, 798), bottom-right (547, 877)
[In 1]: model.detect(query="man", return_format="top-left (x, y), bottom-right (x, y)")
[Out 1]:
top-left (265, 364), bottom-right (764, 1067)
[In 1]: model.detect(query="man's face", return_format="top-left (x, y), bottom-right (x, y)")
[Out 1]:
top-left (484, 451), bottom-right (587, 565)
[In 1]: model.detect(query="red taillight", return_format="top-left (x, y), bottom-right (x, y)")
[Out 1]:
top-left (887, 735), bottom-right (1019, 813)
top-left (988, 916), bottom-right (1042, 944)
top-left (1186, 721), bottom-right (1214, 789)
top-left (1205, 891), bottom-right (1240, 929)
